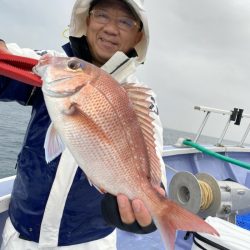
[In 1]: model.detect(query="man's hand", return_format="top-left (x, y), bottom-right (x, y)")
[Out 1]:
top-left (0, 40), bottom-right (10, 53)
top-left (101, 186), bottom-right (165, 234)
top-left (117, 186), bottom-right (165, 227)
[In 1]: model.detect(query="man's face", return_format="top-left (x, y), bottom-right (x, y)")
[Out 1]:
top-left (86, 0), bottom-right (142, 66)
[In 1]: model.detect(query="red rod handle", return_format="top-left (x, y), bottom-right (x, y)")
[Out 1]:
top-left (0, 51), bottom-right (42, 87)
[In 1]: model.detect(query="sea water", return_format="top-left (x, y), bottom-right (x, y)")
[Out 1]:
top-left (0, 102), bottom-right (31, 178)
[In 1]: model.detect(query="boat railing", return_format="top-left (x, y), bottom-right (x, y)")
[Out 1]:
top-left (0, 195), bottom-right (10, 213)
top-left (0, 175), bottom-right (15, 213)
top-left (193, 105), bottom-right (250, 147)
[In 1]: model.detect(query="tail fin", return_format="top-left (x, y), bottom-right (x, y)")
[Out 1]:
top-left (154, 198), bottom-right (219, 250)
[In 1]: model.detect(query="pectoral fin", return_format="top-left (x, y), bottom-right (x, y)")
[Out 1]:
top-left (44, 123), bottom-right (65, 163)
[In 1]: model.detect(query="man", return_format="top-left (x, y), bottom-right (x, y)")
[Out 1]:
top-left (0, 0), bottom-right (165, 249)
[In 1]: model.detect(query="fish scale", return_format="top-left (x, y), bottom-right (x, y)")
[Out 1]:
top-left (63, 80), bottom-right (144, 195)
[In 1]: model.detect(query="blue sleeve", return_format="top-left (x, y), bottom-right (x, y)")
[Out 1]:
top-left (0, 76), bottom-right (35, 106)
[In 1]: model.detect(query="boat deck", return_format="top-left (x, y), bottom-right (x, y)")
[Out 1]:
top-left (0, 145), bottom-right (250, 249)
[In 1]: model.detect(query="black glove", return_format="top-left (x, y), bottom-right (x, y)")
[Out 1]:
top-left (101, 193), bottom-right (157, 234)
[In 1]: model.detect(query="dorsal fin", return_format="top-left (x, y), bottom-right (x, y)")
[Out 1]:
top-left (122, 83), bottom-right (162, 186)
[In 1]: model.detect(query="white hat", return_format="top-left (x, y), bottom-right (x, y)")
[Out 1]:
top-left (69, 0), bottom-right (149, 63)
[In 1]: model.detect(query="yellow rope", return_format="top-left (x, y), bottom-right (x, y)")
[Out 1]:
top-left (62, 26), bottom-right (69, 39)
top-left (199, 180), bottom-right (214, 210)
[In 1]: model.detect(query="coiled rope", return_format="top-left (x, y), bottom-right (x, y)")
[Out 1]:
top-left (199, 180), bottom-right (214, 211)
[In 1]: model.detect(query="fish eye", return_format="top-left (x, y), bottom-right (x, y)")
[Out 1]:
top-left (67, 59), bottom-right (83, 70)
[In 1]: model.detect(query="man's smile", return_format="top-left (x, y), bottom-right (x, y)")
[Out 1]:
top-left (98, 37), bottom-right (119, 49)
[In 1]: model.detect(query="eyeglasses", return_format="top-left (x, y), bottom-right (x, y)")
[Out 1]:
top-left (89, 9), bottom-right (139, 31)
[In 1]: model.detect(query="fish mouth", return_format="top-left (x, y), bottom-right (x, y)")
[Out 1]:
top-left (42, 77), bottom-right (85, 98)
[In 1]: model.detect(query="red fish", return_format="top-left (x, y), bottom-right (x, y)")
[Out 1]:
top-left (34, 55), bottom-right (219, 250)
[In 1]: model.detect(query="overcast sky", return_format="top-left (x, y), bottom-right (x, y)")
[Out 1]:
top-left (1, 0), bottom-right (250, 143)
